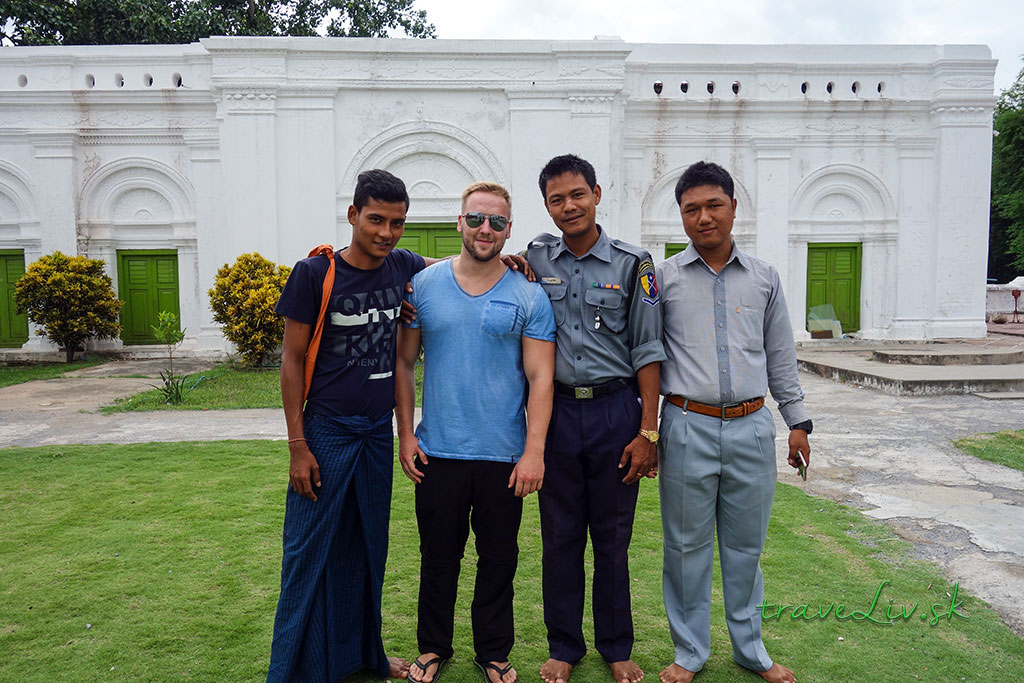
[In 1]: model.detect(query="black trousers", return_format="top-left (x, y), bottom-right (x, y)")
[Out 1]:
top-left (538, 382), bottom-right (642, 664)
top-left (415, 456), bottom-right (523, 663)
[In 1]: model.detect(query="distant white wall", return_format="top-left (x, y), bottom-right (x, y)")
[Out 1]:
top-left (0, 38), bottom-right (997, 352)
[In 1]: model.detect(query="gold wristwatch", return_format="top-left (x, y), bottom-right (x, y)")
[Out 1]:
top-left (638, 428), bottom-right (659, 444)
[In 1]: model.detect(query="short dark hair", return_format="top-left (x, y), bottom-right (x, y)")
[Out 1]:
top-left (353, 169), bottom-right (410, 211)
top-left (538, 154), bottom-right (598, 198)
top-left (674, 161), bottom-right (735, 205)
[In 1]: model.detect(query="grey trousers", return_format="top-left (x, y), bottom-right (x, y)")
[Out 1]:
top-left (658, 402), bottom-right (777, 673)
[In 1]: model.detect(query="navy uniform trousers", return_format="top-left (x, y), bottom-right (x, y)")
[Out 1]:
top-left (266, 411), bottom-right (393, 683)
top-left (538, 381), bottom-right (642, 664)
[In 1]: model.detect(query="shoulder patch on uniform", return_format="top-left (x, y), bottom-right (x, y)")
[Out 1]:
top-left (609, 239), bottom-right (650, 260)
top-left (638, 258), bottom-right (660, 306)
top-left (528, 232), bottom-right (560, 249)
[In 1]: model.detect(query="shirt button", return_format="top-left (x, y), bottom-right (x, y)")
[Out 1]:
top-left (575, 268), bottom-right (580, 274)
top-left (722, 369), bottom-right (728, 374)
top-left (718, 322), bottom-right (724, 328)
top-left (719, 346), bottom-right (726, 351)
top-left (717, 300), bottom-right (723, 305)
top-left (574, 324), bottom-right (579, 330)
top-left (576, 355), bottom-right (582, 360)
top-left (573, 293), bottom-right (577, 298)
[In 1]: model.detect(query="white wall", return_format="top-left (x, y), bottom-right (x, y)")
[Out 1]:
top-left (0, 38), bottom-right (997, 352)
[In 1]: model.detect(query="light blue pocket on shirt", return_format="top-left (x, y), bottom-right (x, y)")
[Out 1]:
top-left (481, 300), bottom-right (521, 337)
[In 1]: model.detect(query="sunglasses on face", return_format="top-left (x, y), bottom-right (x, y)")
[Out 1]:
top-left (462, 212), bottom-right (510, 231)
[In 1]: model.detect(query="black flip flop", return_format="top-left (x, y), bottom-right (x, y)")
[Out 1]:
top-left (474, 659), bottom-right (517, 683)
top-left (410, 655), bottom-right (449, 683)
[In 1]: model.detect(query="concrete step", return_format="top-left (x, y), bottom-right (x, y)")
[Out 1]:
top-left (871, 348), bottom-right (1024, 365)
top-left (797, 351), bottom-right (1024, 396)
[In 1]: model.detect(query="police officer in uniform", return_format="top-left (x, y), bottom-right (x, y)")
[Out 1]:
top-left (528, 154), bottom-right (665, 683)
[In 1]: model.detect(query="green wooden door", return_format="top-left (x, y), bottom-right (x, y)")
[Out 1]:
top-left (665, 242), bottom-right (688, 258)
top-left (0, 250), bottom-right (29, 348)
top-left (806, 243), bottom-right (861, 333)
top-left (117, 250), bottom-right (180, 344)
top-left (398, 223), bottom-right (461, 258)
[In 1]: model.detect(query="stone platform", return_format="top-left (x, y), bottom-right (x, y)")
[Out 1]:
top-left (796, 333), bottom-right (1024, 396)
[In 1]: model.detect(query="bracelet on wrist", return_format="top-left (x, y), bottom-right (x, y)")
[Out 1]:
top-left (288, 437), bottom-right (306, 444)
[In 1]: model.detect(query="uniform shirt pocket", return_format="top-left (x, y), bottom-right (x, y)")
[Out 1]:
top-left (584, 288), bottom-right (626, 335)
top-left (481, 300), bottom-right (522, 337)
top-left (541, 283), bottom-right (568, 326)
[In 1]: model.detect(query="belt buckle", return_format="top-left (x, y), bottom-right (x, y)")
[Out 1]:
top-left (574, 386), bottom-right (593, 399)
top-left (721, 402), bottom-right (740, 421)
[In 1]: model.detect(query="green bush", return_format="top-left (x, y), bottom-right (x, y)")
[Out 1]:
top-left (14, 251), bottom-right (122, 362)
top-left (208, 253), bottom-right (290, 367)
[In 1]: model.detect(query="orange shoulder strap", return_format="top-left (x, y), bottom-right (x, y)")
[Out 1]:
top-left (303, 244), bottom-right (335, 401)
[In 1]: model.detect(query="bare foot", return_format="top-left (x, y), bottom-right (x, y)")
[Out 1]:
top-left (658, 663), bottom-right (697, 683)
top-left (756, 663), bottom-right (796, 683)
top-left (388, 656), bottom-right (411, 679)
top-left (409, 653), bottom-right (446, 683)
top-left (609, 659), bottom-right (644, 683)
top-left (540, 658), bottom-right (572, 683)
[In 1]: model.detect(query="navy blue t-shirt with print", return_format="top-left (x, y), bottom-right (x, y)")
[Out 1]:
top-left (275, 248), bottom-right (425, 421)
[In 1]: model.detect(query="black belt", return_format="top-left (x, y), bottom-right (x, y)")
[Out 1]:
top-left (554, 378), bottom-right (632, 400)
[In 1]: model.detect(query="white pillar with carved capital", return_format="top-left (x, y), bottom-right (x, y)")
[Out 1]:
top-left (506, 90), bottom-right (568, 251)
top-left (891, 138), bottom-right (937, 338)
top-left (569, 95), bottom-right (620, 234)
top-left (752, 140), bottom-right (795, 325)
top-left (929, 103), bottom-right (992, 338)
top-left (183, 131), bottom-right (227, 352)
top-left (216, 88), bottom-right (279, 260)
top-left (28, 133), bottom-right (78, 256)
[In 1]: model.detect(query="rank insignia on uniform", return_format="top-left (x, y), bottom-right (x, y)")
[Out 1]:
top-left (541, 276), bottom-right (563, 285)
top-left (638, 259), bottom-right (659, 306)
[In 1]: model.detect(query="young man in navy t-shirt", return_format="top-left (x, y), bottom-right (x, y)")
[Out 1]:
top-left (267, 169), bottom-right (424, 682)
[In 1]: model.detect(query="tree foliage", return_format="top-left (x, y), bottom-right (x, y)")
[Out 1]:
top-left (992, 58), bottom-right (1024, 277)
top-left (2, 0), bottom-right (435, 46)
top-left (208, 252), bottom-right (290, 367)
top-left (14, 251), bottom-right (123, 363)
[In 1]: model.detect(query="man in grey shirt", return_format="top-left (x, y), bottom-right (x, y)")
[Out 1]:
top-left (655, 161), bottom-right (811, 683)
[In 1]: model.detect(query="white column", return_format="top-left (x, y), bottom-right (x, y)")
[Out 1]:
top-left (183, 131), bottom-right (225, 352)
top-left (215, 88), bottom-right (279, 260)
top-left (27, 133), bottom-right (78, 256)
top-left (890, 138), bottom-right (938, 339)
top-left (752, 140), bottom-right (797, 329)
top-left (929, 104), bottom-right (993, 337)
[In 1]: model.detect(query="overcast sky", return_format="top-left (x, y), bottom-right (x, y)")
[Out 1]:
top-left (418, 0), bottom-right (1023, 94)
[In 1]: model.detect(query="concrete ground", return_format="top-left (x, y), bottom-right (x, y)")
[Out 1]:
top-left (1, 355), bottom-right (1022, 637)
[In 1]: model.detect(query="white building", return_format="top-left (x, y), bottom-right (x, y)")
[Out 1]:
top-left (0, 38), bottom-right (997, 354)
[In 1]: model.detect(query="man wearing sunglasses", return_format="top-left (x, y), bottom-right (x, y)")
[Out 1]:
top-left (395, 181), bottom-right (556, 683)
top-left (526, 155), bottom-right (665, 683)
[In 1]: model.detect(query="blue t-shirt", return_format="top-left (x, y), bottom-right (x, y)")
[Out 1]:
top-left (276, 248), bottom-right (425, 420)
top-left (407, 261), bottom-right (556, 462)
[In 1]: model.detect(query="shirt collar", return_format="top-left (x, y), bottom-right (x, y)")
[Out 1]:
top-left (550, 224), bottom-right (612, 263)
top-left (678, 240), bottom-right (748, 272)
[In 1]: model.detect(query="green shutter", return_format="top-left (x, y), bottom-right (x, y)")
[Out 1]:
top-left (665, 242), bottom-right (688, 258)
top-left (0, 250), bottom-right (29, 347)
top-left (398, 223), bottom-right (460, 258)
top-left (806, 243), bottom-right (861, 333)
top-left (117, 250), bottom-right (180, 344)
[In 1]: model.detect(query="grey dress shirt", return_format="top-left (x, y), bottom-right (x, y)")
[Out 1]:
top-left (526, 226), bottom-right (666, 386)
top-left (656, 243), bottom-right (809, 427)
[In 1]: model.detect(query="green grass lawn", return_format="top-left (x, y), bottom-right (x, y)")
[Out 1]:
top-left (100, 364), bottom-right (282, 412)
top-left (1, 441), bottom-right (1021, 683)
top-left (955, 429), bottom-right (1024, 472)
top-left (0, 357), bottom-right (106, 388)
top-left (101, 362), bottom-right (426, 412)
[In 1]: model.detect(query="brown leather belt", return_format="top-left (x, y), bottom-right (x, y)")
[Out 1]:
top-left (666, 395), bottom-right (764, 420)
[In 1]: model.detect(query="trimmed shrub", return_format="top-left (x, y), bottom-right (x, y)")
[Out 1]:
top-left (208, 253), bottom-right (290, 367)
top-left (15, 251), bottom-right (122, 362)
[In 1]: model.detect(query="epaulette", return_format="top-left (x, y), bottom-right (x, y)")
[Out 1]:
top-left (609, 238), bottom-right (651, 261)
top-left (527, 232), bottom-right (561, 250)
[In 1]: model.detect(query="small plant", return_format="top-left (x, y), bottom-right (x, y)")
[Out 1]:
top-left (148, 311), bottom-right (198, 405)
top-left (14, 251), bottom-right (122, 362)
top-left (151, 370), bottom-right (205, 405)
top-left (208, 253), bottom-right (290, 367)
top-left (151, 310), bottom-right (185, 376)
